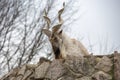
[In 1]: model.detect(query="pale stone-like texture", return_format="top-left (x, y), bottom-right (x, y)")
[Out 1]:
top-left (64, 55), bottom-right (95, 76)
top-left (1, 53), bottom-right (118, 80)
top-left (35, 62), bottom-right (50, 79)
top-left (92, 71), bottom-right (112, 80)
top-left (114, 51), bottom-right (120, 80)
top-left (17, 65), bottom-right (26, 76)
top-left (22, 70), bottom-right (32, 80)
top-left (95, 56), bottom-right (112, 73)
top-left (76, 76), bottom-right (91, 80)
top-left (16, 75), bottom-right (23, 80)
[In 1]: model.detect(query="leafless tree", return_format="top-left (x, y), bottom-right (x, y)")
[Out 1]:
top-left (0, 0), bottom-right (79, 76)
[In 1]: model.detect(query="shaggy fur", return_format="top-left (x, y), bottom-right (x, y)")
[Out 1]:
top-left (59, 32), bottom-right (89, 59)
top-left (43, 3), bottom-right (89, 59)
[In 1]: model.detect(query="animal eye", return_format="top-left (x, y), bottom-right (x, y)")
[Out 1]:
top-left (54, 37), bottom-right (57, 41)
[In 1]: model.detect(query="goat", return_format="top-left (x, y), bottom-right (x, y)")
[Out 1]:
top-left (43, 3), bottom-right (89, 59)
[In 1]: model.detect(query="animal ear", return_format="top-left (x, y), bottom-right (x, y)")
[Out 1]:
top-left (42, 29), bottom-right (52, 38)
top-left (58, 30), bottom-right (63, 39)
top-left (52, 24), bottom-right (62, 33)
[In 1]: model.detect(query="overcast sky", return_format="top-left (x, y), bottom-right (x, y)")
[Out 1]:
top-left (63, 0), bottom-right (120, 54)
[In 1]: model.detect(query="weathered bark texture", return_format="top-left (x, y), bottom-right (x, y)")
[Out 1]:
top-left (1, 52), bottom-right (120, 80)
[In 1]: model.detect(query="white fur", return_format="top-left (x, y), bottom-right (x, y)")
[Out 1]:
top-left (59, 32), bottom-right (89, 59)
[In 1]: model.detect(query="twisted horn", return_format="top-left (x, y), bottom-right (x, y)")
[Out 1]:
top-left (43, 10), bottom-right (51, 29)
top-left (58, 2), bottom-right (65, 24)
top-left (52, 2), bottom-right (65, 32)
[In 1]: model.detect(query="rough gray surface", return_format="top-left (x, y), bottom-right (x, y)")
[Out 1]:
top-left (0, 53), bottom-right (117, 80)
top-left (114, 51), bottom-right (120, 80)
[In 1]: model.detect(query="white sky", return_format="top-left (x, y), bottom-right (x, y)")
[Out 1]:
top-left (63, 0), bottom-right (120, 54)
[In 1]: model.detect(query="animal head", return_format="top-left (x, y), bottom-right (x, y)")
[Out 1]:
top-left (42, 26), bottom-right (63, 53)
top-left (42, 3), bottom-right (65, 59)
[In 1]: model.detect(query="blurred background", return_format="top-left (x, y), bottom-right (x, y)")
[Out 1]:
top-left (69, 0), bottom-right (120, 54)
top-left (0, 0), bottom-right (120, 77)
